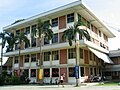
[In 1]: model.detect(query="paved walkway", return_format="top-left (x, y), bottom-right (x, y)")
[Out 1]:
top-left (0, 84), bottom-right (120, 90)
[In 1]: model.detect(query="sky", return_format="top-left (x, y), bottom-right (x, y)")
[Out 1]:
top-left (0, 0), bottom-right (120, 63)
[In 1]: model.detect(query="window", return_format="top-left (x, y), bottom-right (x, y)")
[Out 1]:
top-left (31, 54), bottom-right (36, 62)
top-left (15, 43), bottom-right (19, 50)
top-left (94, 68), bottom-right (97, 76)
top-left (31, 69), bottom-right (36, 77)
top-left (99, 30), bottom-right (101, 37)
top-left (69, 67), bottom-right (75, 77)
top-left (25, 55), bottom-right (29, 63)
top-left (90, 68), bottom-right (93, 75)
top-left (44, 20), bottom-right (50, 28)
top-left (31, 24), bottom-right (37, 47)
top-left (14, 56), bottom-right (19, 64)
top-left (89, 51), bottom-right (92, 60)
top-left (24, 69), bottom-right (29, 77)
top-left (80, 67), bottom-right (84, 77)
top-left (25, 26), bottom-right (30, 35)
top-left (91, 24), bottom-right (94, 31)
top-left (67, 13), bottom-right (74, 23)
top-left (52, 51), bottom-right (59, 60)
top-left (44, 52), bottom-right (50, 61)
top-left (87, 21), bottom-right (91, 29)
top-left (16, 30), bottom-right (20, 35)
top-left (44, 68), bottom-right (50, 77)
top-left (31, 37), bottom-right (36, 47)
top-left (99, 68), bottom-right (101, 75)
top-left (52, 18), bottom-right (58, 27)
top-left (68, 48), bottom-right (75, 59)
top-left (44, 38), bottom-right (49, 45)
top-left (52, 68), bottom-right (59, 77)
top-left (80, 48), bottom-right (83, 59)
top-left (52, 33), bottom-right (58, 43)
top-left (32, 24), bottom-right (37, 31)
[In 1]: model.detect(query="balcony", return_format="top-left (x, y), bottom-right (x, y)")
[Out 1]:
top-left (4, 39), bottom-right (109, 57)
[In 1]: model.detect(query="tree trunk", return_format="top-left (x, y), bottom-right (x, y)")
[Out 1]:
top-left (39, 39), bottom-right (42, 67)
top-left (0, 44), bottom-right (3, 75)
top-left (75, 40), bottom-right (79, 86)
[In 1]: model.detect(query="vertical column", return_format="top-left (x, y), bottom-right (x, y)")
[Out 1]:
top-left (29, 68), bottom-right (31, 78)
top-left (13, 31), bottom-right (16, 50)
top-left (49, 19), bottom-right (52, 45)
top-left (50, 52), bottom-right (52, 79)
top-left (12, 56), bottom-right (15, 76)
top-left (30, 25), bottom-right (32, 48)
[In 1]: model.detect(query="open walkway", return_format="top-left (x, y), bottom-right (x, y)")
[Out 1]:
top-left (0, 84), bottom-right (120, 90)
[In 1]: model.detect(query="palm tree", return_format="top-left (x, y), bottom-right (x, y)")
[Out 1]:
top-left (32, 19), bottom-right (53, 67)
top-left (14, 32), bottom-right (30, 61)
top-left (62, 19), bottom-right (91, 86)
top-left (6, 32), bottom-right (15, 52)
top-left (0, 32), bottom-right (8, 75)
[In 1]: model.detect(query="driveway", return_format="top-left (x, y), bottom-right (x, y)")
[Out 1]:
top-left (0, 85), bottom-right (120, 90)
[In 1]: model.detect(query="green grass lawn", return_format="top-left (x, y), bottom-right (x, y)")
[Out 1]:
top-left (96, 81), bottom-right (120, 86)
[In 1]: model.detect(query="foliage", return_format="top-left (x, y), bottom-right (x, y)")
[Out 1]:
top-left (14, 32), bottom-right (30, 48)
top-left (7, 76), bottom-right (21, 85)
top-left (0, 75), bottom-right (5, 86)
top-left (11, 19), bottom-right (25, 25)
top-left (6, 32), bottom-right (15, 52)
top-left (97, 81), bottom-right (119, 86)
top-left (32, 19), bottom-right (53, 40)
top-left (32, 19), bottom-right (53, 66)
top-left (62, 19), bottom-right (91, 46)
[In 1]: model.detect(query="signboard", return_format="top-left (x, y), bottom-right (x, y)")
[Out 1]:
top-left (75, 66), bottom-right (79, 79)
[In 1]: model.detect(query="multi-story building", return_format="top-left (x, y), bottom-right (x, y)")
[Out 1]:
top-left (3, 1), bottom-right (115, 84)
top-left (104, 50), bottom-right (120, 80)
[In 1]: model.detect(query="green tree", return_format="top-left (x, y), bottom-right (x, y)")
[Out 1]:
top-left (0, 32), bottom-right (8, 75)
top-left (14, 32), bottom-right (30, 62)
top-left (32, 19), bottom-right (53, 67)
top-left (6, 32), bottom-right (15, 52)
top-left (62, 19), bottom-right (90, 86)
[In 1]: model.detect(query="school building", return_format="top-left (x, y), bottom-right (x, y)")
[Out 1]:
top-left (3, 1), bottom-right (115, 84)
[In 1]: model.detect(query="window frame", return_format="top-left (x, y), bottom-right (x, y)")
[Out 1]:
top-left (52, 18), bottom-right (58, 27)
top-left (80, 67), bottom-right (84, 77)
top-left (67, 13), bottom-right (74, 23)
top-left (52, 33), bottom-right (58, 43)
top-left (80, 48), bottom-right (83, 59)
top-left (69, 67), bottom-right (75, 77)
top-left (25, 55), bottom-right (29, 63)
top-left (68, 48), bottom-right (75, 59)
top-left (52, 68), bottom-right (59, 77)
top-left (44, 68), bottom-right (50, 77)
top-left (14, 56), bottom-right (19, 64)
top-left (44, 52), bottom-right (50, 61)
top-left (52, 51), bottom-right (59, 60)
top-left (31, 54), bottom-right (36, 62)
top-left (44, 38), bottom-right (49, 45)
top-left (31, 69), bottom-right (36, 77)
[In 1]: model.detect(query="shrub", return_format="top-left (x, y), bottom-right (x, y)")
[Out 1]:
top-left (10, 76), bottom-right (21, 85)
top-left (0, 75), bottom-right (5, 86)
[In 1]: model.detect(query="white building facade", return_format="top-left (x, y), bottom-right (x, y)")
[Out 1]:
top-left (3, 1), bottom-right (115, 84)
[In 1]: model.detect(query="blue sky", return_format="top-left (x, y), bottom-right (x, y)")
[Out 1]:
top-left (0, 0), bottom-right (120, 51)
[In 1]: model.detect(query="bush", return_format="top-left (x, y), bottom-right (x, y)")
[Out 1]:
top-left (0, 75), bottom-right (5, 86)
top-left (10, 76), bottom-right (21, 85)
top-left (5, 76), bottom-right (21, 85)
